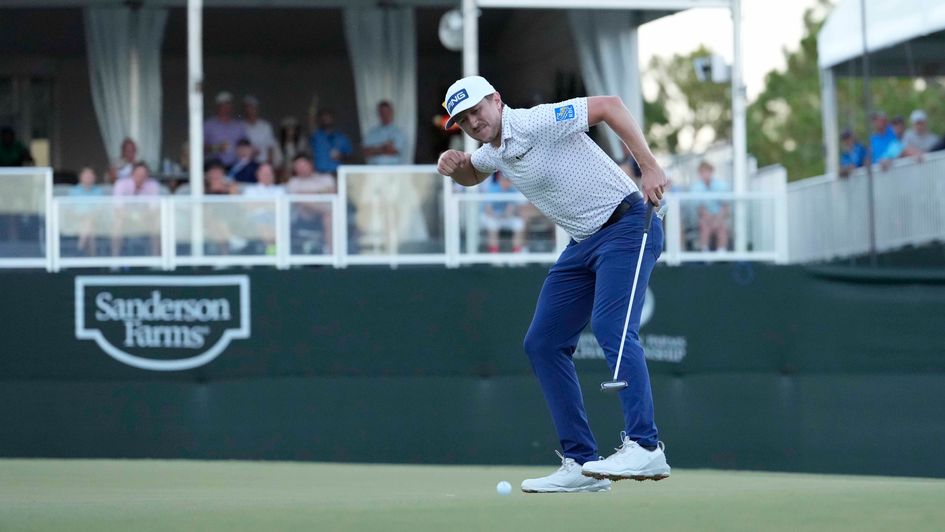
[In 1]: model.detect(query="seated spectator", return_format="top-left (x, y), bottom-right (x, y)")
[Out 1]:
top-left (242, 163), bottom-right (283, 255)
top-left (114, 162), bottom-right (160, 196)
top-left (108, 137), bottom-right (138, 183)
top-left (286, 155), bottom-right (336, 194)
top-left (228, 139), bottom-right (260, 184)
top-left (0, 127), bottom-right (34, 166)
top-left (690, 161), bottom-right (731, 252)
top-left (277, 116), bottom-right (309, 181)
top-left (286, 155), bottom-right (334, 253)
top-left (839, 129), bottom-right (867, 178)
top-left (902, 110), bottom-right (940, 156)
top-left (242, 95), bottom-right (277, 164)
top-left (362, 100), bottom-right (407, 165)
top-left (69, 167), bottom-right (105, 256)
top-left (112, 162), bottom-right (160, 256)
top-left (243, 162), bottom-right (284, 197)
top-left (205, 160), bottom-right (239, 195)
top-left (204, 91), bottom-right (247, 169)
top-left (482, 171), bottom-right (525, 253)
top-left (310, 109), bottom-right (353, 175)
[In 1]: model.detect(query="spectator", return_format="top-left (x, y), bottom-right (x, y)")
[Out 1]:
top-left (839, 129), bottom-right (867, 177)
top-left (286, 155), bottom-right (334, 253)
top-left (277, 116), bottom-right (309, 181)
top-left (242, 163), bottom-right (283, 255)
top-left (228, 139), bottom-right (260, 184)
top-left (243, 162), bottom-right (284, 198)
top-left (0, 127), bottom-right (34, 166)
top-left (689, 161), bottom-right (731, 252)
top-left (309, 109), bottom-right (353, 175)
top-left (902, 110), bottom-right (940, 156)
top-left (113, 162), bottom-right (160, 196)
top-left (482, 171), bottom-right (526, 253)
top-left (204, 91), bottom-right (247, 168)
top-left (242, 95), bottom-right (277, 164)
top-left (362, 100), bottom-right (407, 165)
top-left (869, 111), bottom-right (897, 164)
top-left (878, 116), bottom-right (906, 170)
top-left (205, 160), bottom-right (239, 195)
top-left (108, 138), bottom-right (138, 183)
top-left (69, 167), bottom-right (105, 256)
top-left (112, 162), bottom-right (160, 256)
top-left (286, 155), bottom-right (335, 194)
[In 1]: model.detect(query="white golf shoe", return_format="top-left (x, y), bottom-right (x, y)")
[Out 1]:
top-left (582, 433), bottom-right (671, 482)
top-left (521, 451), bottom-right (612, 493)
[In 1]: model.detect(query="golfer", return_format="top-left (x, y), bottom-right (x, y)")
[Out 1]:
top-left (437, 76), bottom-right (671, 493)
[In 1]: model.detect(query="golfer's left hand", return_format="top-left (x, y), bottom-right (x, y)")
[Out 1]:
top-left (640, 165), bottom-right (669, 205)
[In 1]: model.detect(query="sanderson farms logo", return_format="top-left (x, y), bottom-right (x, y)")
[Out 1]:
top-left (75, 276), bottom-right (250, 371)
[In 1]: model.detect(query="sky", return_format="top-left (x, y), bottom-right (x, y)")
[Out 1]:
top-left (638, 0), bottom-right (826, 100)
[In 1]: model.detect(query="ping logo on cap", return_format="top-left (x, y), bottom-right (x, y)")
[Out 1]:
top-left (445, 89), bottom-right (469, 114)
top-left (554, 105), bottom-right (575, 122)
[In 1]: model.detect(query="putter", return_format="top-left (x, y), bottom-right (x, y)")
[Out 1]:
top-left (601, 202), bottom-right (655, 392)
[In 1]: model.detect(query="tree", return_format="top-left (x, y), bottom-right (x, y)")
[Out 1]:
top-left (644, 46), bottom-right (731, 153)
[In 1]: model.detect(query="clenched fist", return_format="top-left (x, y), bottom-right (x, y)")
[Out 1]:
top-left (437, 150), bottom-right (470, 177)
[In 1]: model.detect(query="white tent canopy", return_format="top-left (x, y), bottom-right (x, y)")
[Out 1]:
top-left (818, 0), bottom-right (945, 73)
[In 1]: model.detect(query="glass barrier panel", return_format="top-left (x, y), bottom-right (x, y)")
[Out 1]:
top-left (456, 193), bottom-right (557, 256)
top-left (174, 198), bottom-right (278, 257)
top-left (0, 168), bottom-right (48, 258)
top-left (344, 170), bottom-right (444, 256)
top-left (288, 197), bottom-right (335, 257)
top-left (674, 196), bottom-right (776, 254)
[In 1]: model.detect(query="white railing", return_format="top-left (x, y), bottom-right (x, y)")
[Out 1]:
top-left (786, 151), bottom-right (945, 263)
top-left (1, 164), bottom-right (793, 271)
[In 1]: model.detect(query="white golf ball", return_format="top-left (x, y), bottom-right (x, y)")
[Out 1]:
top-left (496, 480), bottom-right (512, 496)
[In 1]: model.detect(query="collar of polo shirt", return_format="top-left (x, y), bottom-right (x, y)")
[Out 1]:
top-left (443, 75), bottom-right (497, 129)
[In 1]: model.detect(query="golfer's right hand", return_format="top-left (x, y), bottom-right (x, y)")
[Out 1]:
top-left (437, 150), bottom-right (469, 177)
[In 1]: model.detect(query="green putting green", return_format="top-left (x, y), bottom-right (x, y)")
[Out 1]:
top-left (2, 460), bottom-right (943, 531)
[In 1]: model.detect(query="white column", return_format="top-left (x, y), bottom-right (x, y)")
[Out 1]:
top-left (187, 0), bottom-right (204, 259)
top-left (820, 68), bottom-right (839, 178)
top-left (462, 0), bottom-right (481, 255)
top-left (731, 0), bottom-right (748, 253)
top-left (462, 0), bottom-right (479, 155)
top-left (187, 0), bottom-right (204, 195)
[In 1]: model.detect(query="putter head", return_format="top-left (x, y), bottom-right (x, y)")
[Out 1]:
top-left (600, 380), bottom-right (628, 392)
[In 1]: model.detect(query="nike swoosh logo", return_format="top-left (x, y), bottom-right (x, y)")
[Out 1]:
top-left (515, 147), bottom-right (533, 161)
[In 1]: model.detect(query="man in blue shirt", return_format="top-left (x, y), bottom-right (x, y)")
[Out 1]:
top-left (839, 129), bottom-right (867, 177)
top-left (869, 111), bottom-right (897, 163)
top-left (309, 109), bottom-right (353, 175)
top-left (362, 101), bottom-right (407, 165)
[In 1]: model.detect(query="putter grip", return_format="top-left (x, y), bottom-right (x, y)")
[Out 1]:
top-left (643, 203), bottom-right (655, 233)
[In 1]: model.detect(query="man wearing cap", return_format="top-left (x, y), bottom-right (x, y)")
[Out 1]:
top-left (839, 129), bottom-right (867, 177)
top-left (241, 95), bottom-right (277, 164)
top-left (902, 110), bottom-right (940, 156)
top-left (204, 91), bottom-right (247, 168)
top-left (437, 76), bottom-right (670, 493)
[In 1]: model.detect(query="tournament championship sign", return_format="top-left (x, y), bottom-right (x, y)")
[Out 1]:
top-left (74, 276), bottom-right (250, 371)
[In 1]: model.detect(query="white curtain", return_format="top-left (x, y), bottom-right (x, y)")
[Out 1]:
top-left (84, 6), bottom-right (168, 169)
top-left (343, 6), bottom-right (417, 164)
top-left (568, 10), bottom-right (643, 159)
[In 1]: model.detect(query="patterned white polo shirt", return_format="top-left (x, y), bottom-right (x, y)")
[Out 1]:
top-left (470, 97), bottom-right (638, 241)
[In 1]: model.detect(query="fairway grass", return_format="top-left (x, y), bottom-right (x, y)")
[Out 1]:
top-left (2, 460), bottom-right (944, 531)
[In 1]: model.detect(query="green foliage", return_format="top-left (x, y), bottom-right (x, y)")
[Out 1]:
top-left (644, 46), bottom-right (731, 153)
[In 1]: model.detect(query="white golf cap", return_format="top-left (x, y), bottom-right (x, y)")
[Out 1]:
top-left (215, 91), bottom-right (233, 104)
top-left (443, 75), bottom-right (496, 129)
top-left (910, 109), bottom-right (927, 123)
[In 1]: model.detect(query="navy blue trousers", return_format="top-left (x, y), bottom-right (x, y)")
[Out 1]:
top-left (523, 198), bottom-right (663, 464)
